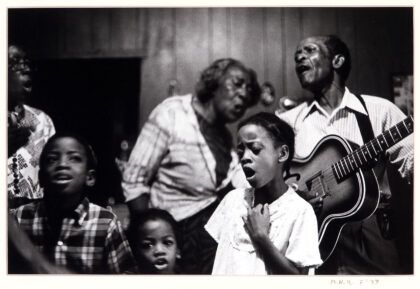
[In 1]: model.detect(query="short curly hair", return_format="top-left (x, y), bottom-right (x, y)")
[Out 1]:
top-left (127, 208), bottom-right (181, 252)
top-left (39, 131), bottom-right (98, 172)
top-left (238, 112), bottom-right (295, 172)
top-left (195, 58), bottom-right (261, 106)
top-left (322, 35), bottom-right (352, 82)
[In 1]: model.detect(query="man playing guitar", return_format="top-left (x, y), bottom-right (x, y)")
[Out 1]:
top-left (277, 35), bottom-right (413, 274)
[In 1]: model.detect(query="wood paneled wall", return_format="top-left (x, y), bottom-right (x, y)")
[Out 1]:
top-left (9, 7), bottom-right (413, 130)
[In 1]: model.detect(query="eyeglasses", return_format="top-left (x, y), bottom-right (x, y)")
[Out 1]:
top-left (9, 57), bottom-right (31, 73)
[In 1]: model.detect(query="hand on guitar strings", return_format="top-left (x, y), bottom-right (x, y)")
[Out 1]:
top-left (308, 194), bottom-right (324, 215)
top-left (295, 186), bottom-right (324, 215)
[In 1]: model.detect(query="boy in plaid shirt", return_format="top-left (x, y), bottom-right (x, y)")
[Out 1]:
top-left (11, 132), bottom-right (136, 274)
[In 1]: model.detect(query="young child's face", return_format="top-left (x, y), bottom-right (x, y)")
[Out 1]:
top-left (135, 219), bottom-right (178, 274)
top-left (237, 124), bottom-right (281, 188)
top-left (41, 137), bottom-right (94, 197)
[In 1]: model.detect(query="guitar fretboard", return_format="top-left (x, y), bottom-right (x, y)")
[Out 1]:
top-left (332, 115), bottom-right (413, 181)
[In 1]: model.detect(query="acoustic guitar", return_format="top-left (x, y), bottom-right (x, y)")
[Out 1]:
top-left (285, 115), bottom-right (413, 262)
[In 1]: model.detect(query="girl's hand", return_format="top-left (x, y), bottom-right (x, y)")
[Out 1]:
top-left (242, 204), bottom-right (270, 243)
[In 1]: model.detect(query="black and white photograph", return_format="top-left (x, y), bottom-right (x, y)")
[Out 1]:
top-left (2, 0), bottom-right (417, 287)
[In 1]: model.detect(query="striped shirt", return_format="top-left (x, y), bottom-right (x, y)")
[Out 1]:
top-left (121, 94), bottom-right (240, 221)
top-left (277, 87), bottom-right (413, 194)
top-left (277, 87), bottom-right (414, 274)
top-left (12, 198), bottom-right (136, 274)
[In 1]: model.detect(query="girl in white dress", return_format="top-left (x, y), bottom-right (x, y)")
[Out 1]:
top-left (205, 112), bottom-right (322, 274)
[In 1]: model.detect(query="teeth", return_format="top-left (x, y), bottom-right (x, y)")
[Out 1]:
top-left (154, 259), bottom-right (168, 270)
top-left (53, 179), bottom-right (71, 185)
top-left (154, 263), bottom-right (168, 270)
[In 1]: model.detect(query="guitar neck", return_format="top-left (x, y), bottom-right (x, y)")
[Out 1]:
top-left (332, 115), bottom-right (413, 181)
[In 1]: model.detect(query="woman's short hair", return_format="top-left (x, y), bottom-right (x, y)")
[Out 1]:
top-left (195, 58), bottom-right (261, 106)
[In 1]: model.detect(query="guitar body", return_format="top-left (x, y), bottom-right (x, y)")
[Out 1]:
top-left (286, 135), bottom-right (380, 262)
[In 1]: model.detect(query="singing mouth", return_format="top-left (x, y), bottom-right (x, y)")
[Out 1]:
top-left (242, 166), bottom-right (255, 178)
top-left (153, 258), bottom-right (169, 270)
top-left (52, 173), bottom-right (73, 185)
top-left (296, 64), bottom-right (311, 75)
top-left (18, 74), bottom-right (33, 91)
top-left (232, 105), bottom-right (245, 115)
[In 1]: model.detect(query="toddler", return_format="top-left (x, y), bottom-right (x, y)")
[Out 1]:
top-left (128, 209), bottom-right (181, 274)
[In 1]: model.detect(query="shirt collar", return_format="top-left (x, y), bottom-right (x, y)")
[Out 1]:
top-left (246, 185), bottom-right (295, 210)
top-left (73, 197), bottom-right (90, 226)
top-left (302, 87), bottom-right (368, 120)
top-left (40, 197), bottom-right (89, 226)
top-left (340, 87), bottom-right (369, 115)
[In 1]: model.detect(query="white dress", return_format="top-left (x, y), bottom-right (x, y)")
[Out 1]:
top-left (205, 186), bottom-right (322, 275)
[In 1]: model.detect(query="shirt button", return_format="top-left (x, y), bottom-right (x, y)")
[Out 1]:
top-left (57, 240), bottom-right (64, 246)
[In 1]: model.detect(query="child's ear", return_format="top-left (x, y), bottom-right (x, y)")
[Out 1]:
top-left (85, 169), bottom-right (96, 187)
top-left (277, 144), bottom-right (289, 163)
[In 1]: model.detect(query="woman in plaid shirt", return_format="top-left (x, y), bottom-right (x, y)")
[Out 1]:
top-left (11, 132), bottom-right (137, 274)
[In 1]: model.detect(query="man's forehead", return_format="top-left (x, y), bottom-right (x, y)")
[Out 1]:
top-left (297, 36), bottom-right (327, 49)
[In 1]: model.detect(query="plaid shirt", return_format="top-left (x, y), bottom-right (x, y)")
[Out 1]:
top-left (12, 198), bottom-right (136, 274)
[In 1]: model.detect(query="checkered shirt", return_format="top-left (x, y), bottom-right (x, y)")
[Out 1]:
top-left (12, 198), bottom-right (136, 274)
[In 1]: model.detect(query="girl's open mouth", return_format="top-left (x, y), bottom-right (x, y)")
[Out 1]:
top-left (242, 166), bottom-right (255, 178)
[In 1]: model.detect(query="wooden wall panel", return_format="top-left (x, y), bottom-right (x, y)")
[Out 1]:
top-left (175, 8), bottom-right (210, 96)
top-left (139, 8), bottom-right (176, 128)
top-left (110, 9), bottom-right (137, 53)
top-left (35, 10), bottom-right (60, 58)
top-left (367, 9), bottom-right (393, 99)
top-left (265, 8), bottom-right (285, 113)
top-left (230, 8), bottom-right (265, 78)
top-left (63, 9), bottom-right (91, 55)
top-left (91, 9), bottom-right (111, 55)
top-left (229, 8), bottom-right (265, 121)
top-left (336, 8), bottom-right (357, 89)
top-left (387, 8), bottom-right (413, 75)
top-left (8, 7), bottom-right (413, 129)
top-left (301, 8), bottom-right (338, 37)
top-left (354, 9), bottom-right (387, 98)
top-left (135, 9), bottom-right (148, 56)
top-left (210, 8), bottom-right (229, 61)
top-left (283, 8), bottom-right (305, 101)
